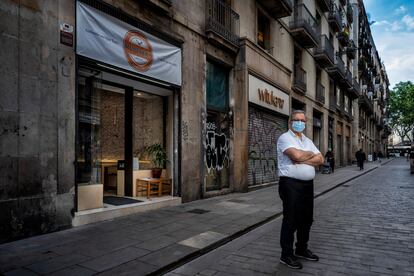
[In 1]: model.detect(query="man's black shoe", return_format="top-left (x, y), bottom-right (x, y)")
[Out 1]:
top-left (294, 249), bottom-right (319, 261)
top-left (280, 255), bottom-right (303, 269)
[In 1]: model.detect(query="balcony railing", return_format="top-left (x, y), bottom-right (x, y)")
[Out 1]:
top-left (316, 0), bottom-right (331, 12)
top-left (358, 92), bottom-right (374, 115)
top-left (292, 66), bottom-right (307, 94)
top-left (257, 0), bottom-right (293, 19)
top-left (337, 29), bottom-right (350, 47)
top-left (327, 54), bottom-right (345, 80)
top-left (347, 4), bottom-right (353, 23)
top-left (344, 68), bottom-right (353, 88)
top-left (349, 78), bottom-right (360, 98)
top-left (329, 95), bottom-right (336, 111)
top-left (346, 40), bottom-right (357, 59)
top-left (206, 0), bottom-right (240, 46)
top-left (316, 82), bottom-right (325, 104)
top-left (290, 3), bottom-right (320, 48)
top-left (313, 35), bottom-right (335, 67)
top-left (328, 3), bottom-right (342, 32)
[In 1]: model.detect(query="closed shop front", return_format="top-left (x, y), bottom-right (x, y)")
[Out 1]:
top-left (247, 75), bottom-right (289, 188)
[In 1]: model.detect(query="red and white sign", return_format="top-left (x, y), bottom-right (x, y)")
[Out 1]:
top-left (76, 2), bottom-right (181, 86)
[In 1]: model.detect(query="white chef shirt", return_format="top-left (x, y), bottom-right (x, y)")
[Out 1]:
top-left (277, 129), bottom-right (321, 181)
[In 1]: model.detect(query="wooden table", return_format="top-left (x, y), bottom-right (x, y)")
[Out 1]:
top-left (136, 178), bottom-right (171, 198)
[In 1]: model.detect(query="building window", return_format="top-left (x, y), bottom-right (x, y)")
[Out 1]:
top-left (257, 9), bottom-right (270, 50)
top-left (336, 87), bottom-right (341, 107)
top-left (344, 95), bottom-right (349, 112)
top-left (206, 61), bottom-right (229, 111)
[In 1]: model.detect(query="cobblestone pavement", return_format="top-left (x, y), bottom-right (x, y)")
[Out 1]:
top-left (168, 158), bottom-right (414, 276)
top-left (0, 161), bottom-right (388, 275)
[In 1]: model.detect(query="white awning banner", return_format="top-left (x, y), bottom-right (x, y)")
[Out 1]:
top-left (76, 2), bottom-right (182, 86)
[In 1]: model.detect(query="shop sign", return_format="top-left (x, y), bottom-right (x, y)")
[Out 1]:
top-left (248, 75), bottom-right (289, 116)
top-left (76, 2), bottom-right (181, 86)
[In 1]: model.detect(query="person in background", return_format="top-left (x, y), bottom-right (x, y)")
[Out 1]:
top-left (378, 151), bottom-right (383, 163)
top-left (277, 110), bottom-right (324, 269)
top-left (325, 149), bottom-right (335, 173)
top-left (355, 149), bottom-right (366, 170)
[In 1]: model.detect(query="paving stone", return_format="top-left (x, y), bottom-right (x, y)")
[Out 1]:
top-left (25, 254), bottom-right (89, 275)
top-left (139, 244), bottom-right (198, 267)
top-left (47, 265), bottom-right (96, 276)
top-left (3, 268), bottom-right (39, 276)
top-left (178, 231), bottom-right (227, 249)
top-left (96, 260), bottom-right (157, 275)
top-left (134, 235), bottom-right (177, 251)
top-left (79, 246), bottom-right (150, 272)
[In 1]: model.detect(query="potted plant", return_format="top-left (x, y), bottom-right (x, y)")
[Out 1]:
top-left (144, 143), bottom-right (168, 178)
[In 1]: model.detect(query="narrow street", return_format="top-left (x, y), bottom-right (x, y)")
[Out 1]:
top-left (168, 158), bottom-right (414, 276)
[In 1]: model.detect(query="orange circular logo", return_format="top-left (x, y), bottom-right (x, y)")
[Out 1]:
top-left (123, 30), bottom-right (153, 72)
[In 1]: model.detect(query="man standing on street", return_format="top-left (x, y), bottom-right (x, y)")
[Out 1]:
top-left (355, 149), bottom-right (366, 170)
top-left (277, 110), bottom-right (324, 269)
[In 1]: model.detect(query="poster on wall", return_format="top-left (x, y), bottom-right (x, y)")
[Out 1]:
top-left (76, 1), bottom-right (182, 86)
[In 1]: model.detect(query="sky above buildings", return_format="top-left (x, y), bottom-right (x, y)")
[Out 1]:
top-left (364, 0), bottom-right (414, 88)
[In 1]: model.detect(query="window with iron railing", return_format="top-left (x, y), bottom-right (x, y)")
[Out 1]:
top-left (293, 65), bottom-right (307, 92)
top-left (206, 0), bottom-right (240, 46)
top-left (316, 82), bottom-right (325, 104)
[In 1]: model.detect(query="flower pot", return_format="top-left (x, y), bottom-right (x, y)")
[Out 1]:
top-left (151, 168), bottom-right (162, 179)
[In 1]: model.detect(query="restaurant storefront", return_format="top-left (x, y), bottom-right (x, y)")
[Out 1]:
top-left (247, 75), bottom-right (289, 188)
top-left (75, 0), bottom-right (182, 218)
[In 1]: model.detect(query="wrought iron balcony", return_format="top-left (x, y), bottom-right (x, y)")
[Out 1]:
top-left (289, 3), bottom-right (320, 48)
top-left (292, 66), bottom-right (307, 94)
top-left (206, 0), bottom-right (240, 48)
top-left (316, 82), bottom-right (325, 104)
top-left (316, 0), bottom-right (331, 12)
top-left (327, 55), bottom-right (345, 80)
top-left (257, 0), bottom-right (293, 19)
top-left (358, 92), bottom-right (373, 115)
top-left (346, 4), bottom-right (353, 23)
top-left (346, 40), bottom-right (357, 59)
top-left (339, 0), bottom-right (346, 6)
top-left (328, 3), bottom-right (342, 32)
top-left (329, 95), bottom-right (336, 111)
top-left (348, 78), bottom-right (360, 98)
top-left (313, 35), bottom-right (335, 68)
top-left (337, 29), bottom-right (350, 47)
top-left (343, 68), bottom-right (353, 89)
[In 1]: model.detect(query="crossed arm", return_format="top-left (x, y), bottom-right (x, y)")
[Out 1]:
top-left (284, 148), bottom-right (324, 166)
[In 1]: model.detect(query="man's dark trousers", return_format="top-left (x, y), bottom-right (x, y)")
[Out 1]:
top-left (278, 176), bottom-right (314, 258)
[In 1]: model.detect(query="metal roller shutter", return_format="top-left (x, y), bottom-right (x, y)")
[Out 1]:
top-left (248, 105), bottom-right (288, 187)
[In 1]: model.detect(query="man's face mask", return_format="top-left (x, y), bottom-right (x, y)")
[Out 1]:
top-left (292, 120), bottom-right (306, 133)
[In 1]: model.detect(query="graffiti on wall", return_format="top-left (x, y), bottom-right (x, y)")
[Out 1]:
top-left (205, 120), bottom-right (229, 173)
top-left (248, 108), bottom-right (286, 186)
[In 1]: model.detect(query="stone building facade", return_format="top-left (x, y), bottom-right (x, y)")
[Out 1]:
top-left (0, 0), bottom-right (389, 242)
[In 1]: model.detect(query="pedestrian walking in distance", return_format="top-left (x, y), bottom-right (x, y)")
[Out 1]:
top-left (324, 148), bottom-right (335, 173)
top-left (277, 110), bottom-right (324, 269)
top-left (355, 149), bottom-right (366, 170)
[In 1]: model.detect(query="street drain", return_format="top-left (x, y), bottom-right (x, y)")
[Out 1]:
top-left (399, 186), bottom-right (414, 189)
top-left (187, 209), bottom-right (210, 214)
